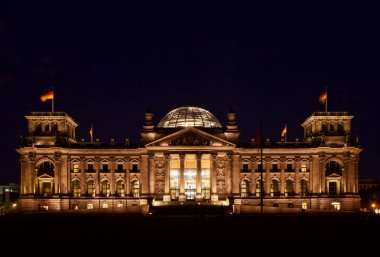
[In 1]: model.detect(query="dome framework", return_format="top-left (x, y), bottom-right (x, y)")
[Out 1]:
top-left (157, 106), bottom-right (222, 128)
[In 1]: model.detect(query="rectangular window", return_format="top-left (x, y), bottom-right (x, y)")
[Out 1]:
top-left (287, 164), bottom-right (293, 172)
top-left (131, 164), bottom-right (139, 172)
top-left (117, 164), bottom-right (123, 172)
top-left (87, 203), bottom-right (93, 210)
top-left (102, 203), bottom-right (108, 209)
top-left (73, 164), bottom-right (80, 173)
top-left (272, 164), bottom-right (278, 172)
top-left (242, 163), bottom-right (249, 172)
top-left (102, 164), bottom-right (108, 172)
top-left (301, 164), bottom-right (307, 172)
top-left (257, 164), bottom-right (264, 172)
top-left (88, 164), bottom-right (94, 172)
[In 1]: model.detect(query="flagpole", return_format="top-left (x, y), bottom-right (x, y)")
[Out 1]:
top-left (325, 87), bottom-right (328, 112)
top-left (52, 87), bottom-right (54, 113)
top-left (90, 124), bottom-right (93, 143)
top-left (285, 123), bottom-right (287, 142)
top-left (259, 118), bottom-right (263, 214)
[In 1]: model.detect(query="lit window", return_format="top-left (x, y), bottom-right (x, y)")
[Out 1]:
top-left (87, 203), bottom-right (93, 209)
top-left (301, 164), bottom-right (307, 172)
top-left (73, 164), bottom-right (80, 173)
top-left (102, 203), bottom-right (108, 209)
top-left (132, 180), bottom-right (140, 198)
top-left (117, 203), bottom-right (123, 208)
top-left (241, 180), bottom-right (249, 198)
top-left (332, 202), bottom-right (341, 210)
top-left (302, 202), bottom-right (307, 209)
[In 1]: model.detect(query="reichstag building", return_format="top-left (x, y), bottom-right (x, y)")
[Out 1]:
top-left (17, 106), bottom-right (362, 213)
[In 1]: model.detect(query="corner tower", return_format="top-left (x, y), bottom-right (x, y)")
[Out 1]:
top-left (23, 112), bottom-right (78, 147)
top-left (301, 112), bottom-right (357, 146)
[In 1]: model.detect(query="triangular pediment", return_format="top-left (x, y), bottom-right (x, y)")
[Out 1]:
top-left (326, 173), bottom-right (342, 178)
top-left (37, 174), bottom-right (54, 179)
top-left (146, 127), bottom-right (235, 147)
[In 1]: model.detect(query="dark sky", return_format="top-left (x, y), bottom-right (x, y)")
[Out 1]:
top-left (1, 2), bottom-right (379, 183)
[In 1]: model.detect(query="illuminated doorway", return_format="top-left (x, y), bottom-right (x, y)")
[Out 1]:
top-left (184, 155), bottom-right (196, 200)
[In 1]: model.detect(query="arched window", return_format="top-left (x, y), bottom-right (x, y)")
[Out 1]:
top-left (116, 180), bottom-right (125, 197)
top-left (52, 124), bottom-right (58, 133)
top-left (271, 180), bottom-right (280, 196)
top-left (285, 180), bottom-right (294, 196)
top-left (131, 180), bottom-right (140, 198)
top-left (87, 180), bottom-right (95, 197)
top-left (337, 123), bottom-right (344, 132)
top-left (325, 161), bottom-right (342, 176)
top-left (36, 124), bottom-right (42, 133)
top-left (322, 123), bottom-right (327, 133)
top-left (72, 180), bottom-right (81, 197)
top-left (300, 179), bottom-right (308, 196)
top-left (241, 180), bottom-right (249, 198)
top-left (256, 179), bottom-right (264, 197)
top-left (101, 181), bottom-right (110, 197)
top-left (37, 161), bottom-right (54, 177)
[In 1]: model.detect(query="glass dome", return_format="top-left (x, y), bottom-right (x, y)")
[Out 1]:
top-left (157, 106), bottom-right (222, 128)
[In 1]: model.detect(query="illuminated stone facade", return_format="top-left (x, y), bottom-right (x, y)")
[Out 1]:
top-left (17, 107), bottom-right (362, 213)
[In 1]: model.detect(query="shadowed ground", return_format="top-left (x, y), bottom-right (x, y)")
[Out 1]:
top-left (1, 205), bottom-right (379, 253)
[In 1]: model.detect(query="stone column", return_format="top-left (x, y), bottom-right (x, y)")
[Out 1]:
top-left (149, 154), bottom-right (155, 195)
top-left (250, 159), bottom-right (256, 195)
top-left (54, 152), bottom-right (61, 195)
top-left (110, 157), bottom-right (115, 195)
top-left (265, 158), bottom-right (271, 195)
top-left (196, 153), bottom-right (202, 199)
top-left (280, 157), bottom-right (285, 195)
top-left (231, 154), bottom-right (240, 195)
top-left (343, 155), bottom-right (349, 194)
top-left (125, 157), bottom-right (130, 196)
top-left (320, 156), bottom-right (326, 194)
top-left (179, 154), bottom-right (185, 201)
top-left (294, 157), bottom-right (300, 194)
top-left (60, 155), bottom-right (68, 195)
top-left (311, 155), bottom-right (320, 194)
top-left (226, 154), bottom-right (232, 195)
top-left (94, 157), bottom-right (100, 195)
top-left (80, 157), bottom-right (86, 195)
top-left (353, 155), bottom-right (359, 193)
top-left (28, 154), bottom-right (36, 195)
top-left (19, 155), bottom-right (28, 195)
top-left (164, 154), bottom-right (170, 197)
top-left (140, 155), bottom-right (149, 195)
top-left (211, 154), bottom-right (217, 195)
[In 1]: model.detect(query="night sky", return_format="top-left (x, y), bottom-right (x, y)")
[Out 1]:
top-left (1, 2), bottom-right (379, 183)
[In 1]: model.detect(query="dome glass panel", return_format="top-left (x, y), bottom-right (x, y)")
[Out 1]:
top-left (157, 106), bottom-right (222, 128)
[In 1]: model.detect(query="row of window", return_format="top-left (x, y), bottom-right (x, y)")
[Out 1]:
top-left (241, 163), bottom-right (309, 172)
top-left (72, 164), bottom-right (139, 173)
top-left (71, 180), bottom-right (140, 198)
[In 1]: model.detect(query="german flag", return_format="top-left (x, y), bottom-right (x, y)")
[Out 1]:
top-left (319, 90), bottom-right (327, 104)
top-left (41, 91), bottom-right (54, 102)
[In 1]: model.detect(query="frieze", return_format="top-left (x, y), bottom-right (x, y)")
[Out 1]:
top-left (169, 131), bottom-right (211, 146)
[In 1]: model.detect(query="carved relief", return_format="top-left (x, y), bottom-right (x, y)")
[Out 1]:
top-left (216, 157), bottom-right (226, 194)
top-left (169, 131), bottom-right (211, 146)
top-left (154, 156), bottom-right (166, 194)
